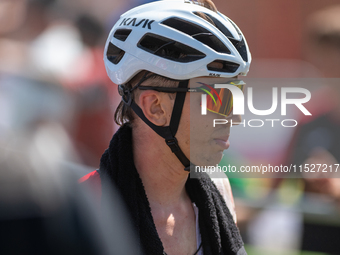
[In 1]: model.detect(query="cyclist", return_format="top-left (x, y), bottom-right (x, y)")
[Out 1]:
top-left (81, 0), bottom-right (251, 254)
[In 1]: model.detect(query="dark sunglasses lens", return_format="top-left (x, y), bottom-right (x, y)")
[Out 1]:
top-left (206, 84), bottom-right (244, 117)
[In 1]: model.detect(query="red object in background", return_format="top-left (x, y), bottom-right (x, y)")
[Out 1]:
top-left (79, 170), bottom-right (102, 203)
top-left (215, 0), bottom-right (340, 60)
top-left (64, 47), bottom-right (121, 167)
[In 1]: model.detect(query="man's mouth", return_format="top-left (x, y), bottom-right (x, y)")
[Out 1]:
top-left (213, 136), bottom-right (230, 150)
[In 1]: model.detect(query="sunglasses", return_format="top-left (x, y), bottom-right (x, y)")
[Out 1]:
top-left (138, 79), bottom-right (245, 117)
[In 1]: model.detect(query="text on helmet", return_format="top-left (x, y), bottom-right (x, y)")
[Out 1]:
top-left (119, 18), bottom-right (155, 30)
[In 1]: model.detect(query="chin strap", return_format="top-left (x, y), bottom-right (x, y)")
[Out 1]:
top-left (120, 75), bottom-right (192, 171)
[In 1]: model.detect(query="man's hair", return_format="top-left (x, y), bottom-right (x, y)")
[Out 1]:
top-left (114, 0), bottom-right (218, 126)
top-left (114, 71), bottom-right (179, 125)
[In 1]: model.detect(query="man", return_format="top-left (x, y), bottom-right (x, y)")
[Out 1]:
top-left (81, 0), bottom-right (251, 254)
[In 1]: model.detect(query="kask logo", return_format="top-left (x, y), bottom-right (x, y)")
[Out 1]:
top-left (119, 17), bottom-right (155, 29)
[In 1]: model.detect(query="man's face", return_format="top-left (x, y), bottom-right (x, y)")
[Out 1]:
top-left (176, 76), bottom-right (242, 167)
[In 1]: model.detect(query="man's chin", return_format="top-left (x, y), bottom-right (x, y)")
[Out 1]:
top-left (191, 153), bottom-right (224, 168)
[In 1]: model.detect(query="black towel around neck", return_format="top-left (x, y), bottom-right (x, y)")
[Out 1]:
top-left (99, 124), bottom-right (246, 255)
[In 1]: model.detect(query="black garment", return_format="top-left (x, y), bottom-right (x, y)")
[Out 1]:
top-left (99, 124), bottom-right (246, 255)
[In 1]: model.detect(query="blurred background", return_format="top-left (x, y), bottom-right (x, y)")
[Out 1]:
top-left (1, 0), bottom-right (340, 254)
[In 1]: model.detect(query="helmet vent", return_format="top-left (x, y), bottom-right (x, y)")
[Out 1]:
top-left (229, 37), bottom-right (248, 62)
top-left (227, 17), bottom-right (242, 36)
top-left (194, 13), bottom-right (248, 62)
top-left (106, 42), bottom-right (125, 65)
top-left (138, 33), bottom-right (206, 63)
top-left (193, 12), bottom-right (234, 39)
top-left (162, 18), bottom-right (230, 54)
top-left (113, 29), bottom-right (132, 42)
top-left (207, 60), bottom-right (239, 73)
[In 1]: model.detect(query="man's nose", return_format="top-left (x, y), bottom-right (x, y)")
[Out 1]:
top-left (230, 114), bottom-right (242, 126)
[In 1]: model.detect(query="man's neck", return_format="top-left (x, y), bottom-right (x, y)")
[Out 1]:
top-left (132, 128), bottom-right (189, 207)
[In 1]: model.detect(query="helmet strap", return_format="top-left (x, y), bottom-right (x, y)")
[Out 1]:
top-left (126, 79), bottom-right (192, 171)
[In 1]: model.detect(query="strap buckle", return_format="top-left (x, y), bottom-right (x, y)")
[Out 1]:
top-left (165, 137), bottom-right (180, 153)
top-left (118, 84), bottom-right (132, 106)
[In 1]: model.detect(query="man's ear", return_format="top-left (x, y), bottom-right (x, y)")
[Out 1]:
top-left (138, 91), bottom-right (171, 126)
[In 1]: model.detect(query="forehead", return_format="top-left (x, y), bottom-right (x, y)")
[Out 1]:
top-left (189, 76), bottom-right (238, 88)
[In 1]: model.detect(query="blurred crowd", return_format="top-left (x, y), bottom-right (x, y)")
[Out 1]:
top-left (0, 0), bottom-right (148, 254)
top-left (0, 0), bottom-right (117, 167)
top-left (229, 4), bottom-right (340, 254)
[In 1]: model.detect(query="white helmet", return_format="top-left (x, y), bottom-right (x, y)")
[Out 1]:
top-left (104, 0), bottom-right (251, 85)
